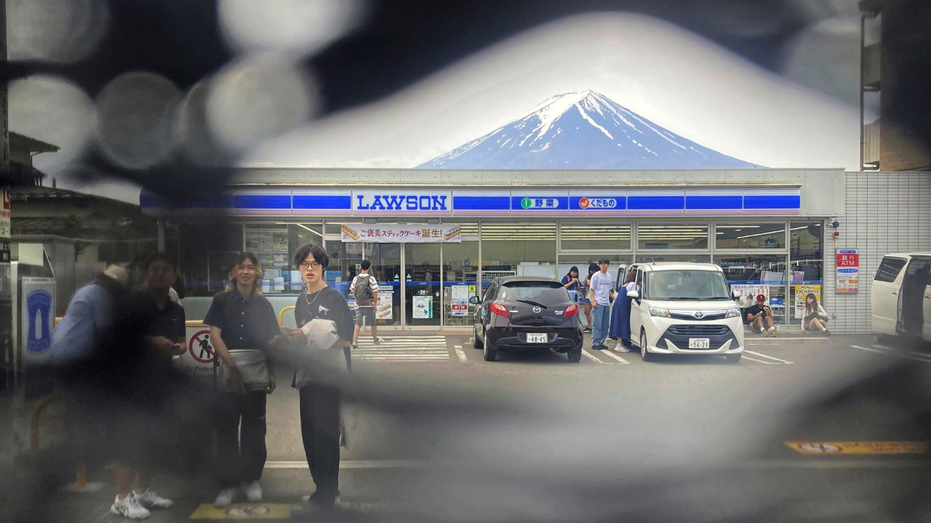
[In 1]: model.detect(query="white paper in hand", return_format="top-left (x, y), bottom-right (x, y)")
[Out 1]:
top-left (302, 318), bottom-right (339, 351)
top-left (293, 319), bottom-right (348, 389)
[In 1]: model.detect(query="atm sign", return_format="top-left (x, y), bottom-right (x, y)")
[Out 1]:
top-left (578, 198), bottom-right (618, 210)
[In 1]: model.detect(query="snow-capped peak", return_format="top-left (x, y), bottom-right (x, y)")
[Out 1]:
top-left (417, 91), bottom-right (758, 170)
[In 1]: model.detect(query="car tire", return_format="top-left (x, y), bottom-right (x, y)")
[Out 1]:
top-left (472, 326), bottom-right (484, 349)
top-left (568, 348), bottom-right (582, 363)
top-left (640, 330), bottom-right (655, 362)
top-left (483, 341), bottom-right (497, 362)
top-left (725, 354), bottom-right (742, 363)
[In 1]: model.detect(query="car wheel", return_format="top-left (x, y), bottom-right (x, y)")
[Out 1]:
top-left (483, 340), bottom-right (497, 362)
top-left (726, 354), bottom-right (742, 363)
top-left (568, 348), bottom-right (582, 363)
top-left (472, 326), bottom-right (484, 349)
top-left (640, 330), bottom-right (655, 362)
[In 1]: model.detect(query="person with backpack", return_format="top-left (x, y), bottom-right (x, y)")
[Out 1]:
top-left (350, 260), bottom-right (380, 348)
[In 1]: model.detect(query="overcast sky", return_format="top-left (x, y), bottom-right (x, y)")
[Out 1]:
top-left (246, 12), bottom-right (867, 171)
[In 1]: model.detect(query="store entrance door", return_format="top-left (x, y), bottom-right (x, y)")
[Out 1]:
top-left (365, 243), bottom-right (403, 330)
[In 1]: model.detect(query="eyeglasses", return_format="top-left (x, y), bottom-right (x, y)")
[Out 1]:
top-left (299, 261), bottom-right (322, 271)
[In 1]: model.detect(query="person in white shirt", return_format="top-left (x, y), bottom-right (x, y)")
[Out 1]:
top-left (588, 258), bottom-right (616, 351)
top-left (349, 260), bottom-right (381, 348)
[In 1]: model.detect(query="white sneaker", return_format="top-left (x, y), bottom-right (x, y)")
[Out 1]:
top-left (214, 488), bottom-right (238, 507)
top-left (243, 481), bottom-right (263, 502)
top-left (768, 328), bottom-right (777, 337)
top-left (111, 493), bottom-right (151, 520)
top-left (135, 489), bottom-right (173, 509)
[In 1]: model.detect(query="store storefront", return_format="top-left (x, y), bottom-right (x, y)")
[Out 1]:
top-left (145, 169), bottom-right (844, 331)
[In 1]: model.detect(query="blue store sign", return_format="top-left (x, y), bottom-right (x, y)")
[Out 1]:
top-left (21, 278), bottom-right (56, 356)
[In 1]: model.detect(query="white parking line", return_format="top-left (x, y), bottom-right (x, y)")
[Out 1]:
top-left (601, 350), bottom-right (631, 364)
top-left (742, 355), bottom-right (780, 365)
top-left (582, 349), bottom-right (613, 364)
top-left (851, 345), bottom-right (931, 364)
top-left (455, 346), bottom-right (468, 364)
top-left (744, 350), bottom-right (795, 364)
top-left (266, 460), bottom-right (426, 470)
top-left (873, 344), bottom-right (931, 360)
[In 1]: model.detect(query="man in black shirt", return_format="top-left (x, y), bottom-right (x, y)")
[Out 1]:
top-left (287, 244), bottom-right (354, 518)
top-left (204, 253), bottom-right (281, 507)
top-left (747, 294), bottom-right (776, 337)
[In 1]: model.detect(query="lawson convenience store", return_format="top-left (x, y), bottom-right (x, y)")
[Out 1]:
top-left (144, 168), bottom-right (845, 331)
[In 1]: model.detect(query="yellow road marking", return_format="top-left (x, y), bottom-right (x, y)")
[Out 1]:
top-left (785, 441), bottom-right (928, 455)
top-left (190, 504), bottom-right (292, 519)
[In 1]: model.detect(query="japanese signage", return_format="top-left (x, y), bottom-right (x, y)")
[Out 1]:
top-left (413, 295), bottom-right (433, 319)
top-left (450, 285), bottom-right (469, 317)
top-left (377, 285), bottom-right (393, 320)
top-left (786, 441), bottom-right (927, 455)
top-left (794, 284), bottom-right (822, 319)
top-left (340, 224), bottom-right (461, 243)
top-left (0, 188), bottom-right (10, 263)
top-left (732, 284), bottom-right (770, 308)
top-left (576, 197), bottom-right (621, 210)
top-left (353, 191), bottom-right (450, 214)
top-left (836, 249), bottom-right (859, 294)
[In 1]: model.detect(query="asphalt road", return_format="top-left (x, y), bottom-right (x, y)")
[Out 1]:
top-left (28, 333), bottom-right (931, 522)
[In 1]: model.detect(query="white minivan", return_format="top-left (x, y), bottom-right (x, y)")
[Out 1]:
top-left (627, 263), bottom-right (745, 362)
top-left (871, 253), bottom-right (931, 342)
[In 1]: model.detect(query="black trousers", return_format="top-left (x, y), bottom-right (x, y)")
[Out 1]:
top-left (215, 391), bottom-right (267, 488)
top-left (299, 383), bottom-right (341, 505)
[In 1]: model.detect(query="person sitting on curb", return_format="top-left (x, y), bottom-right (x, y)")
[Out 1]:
top-left (747, 294), bottom-right (776, 337)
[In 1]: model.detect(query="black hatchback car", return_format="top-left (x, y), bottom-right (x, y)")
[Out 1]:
top-left (470, 277), bottom-right (583, 362)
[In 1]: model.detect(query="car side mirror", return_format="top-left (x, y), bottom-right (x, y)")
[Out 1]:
top-left (627, 290), bottom-right (640, 300)
top-left (732, 288), bottom-right (741, 300)
top-left (469, 296), bottom-right (480, 305)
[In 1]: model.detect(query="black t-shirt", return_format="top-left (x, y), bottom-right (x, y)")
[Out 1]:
top-left (136, 292), bottom-right (186, 342)
top-left (294, 286), bottom-right (354, 368)
top-left (204, 289), bottom-right (280, 351)
top-left (747, 304), bottom-right (768, 318)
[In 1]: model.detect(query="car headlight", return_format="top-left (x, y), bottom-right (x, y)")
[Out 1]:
top-left (649, 307), bottom-right (671, 317)
top-left (725, 308), bottom-right (741, 318)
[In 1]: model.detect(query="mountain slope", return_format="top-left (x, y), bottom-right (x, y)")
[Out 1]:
top-left (417, 91), bottom-right (759, 169)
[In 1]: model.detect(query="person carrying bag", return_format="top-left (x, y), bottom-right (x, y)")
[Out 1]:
top-left (204, 253), bottom-right (282, 507)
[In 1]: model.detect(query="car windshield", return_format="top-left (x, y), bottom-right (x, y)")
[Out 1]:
top-left (499, 281), bottom-right (570, 306)
top-left (645, 270), bottom-right (731, 300)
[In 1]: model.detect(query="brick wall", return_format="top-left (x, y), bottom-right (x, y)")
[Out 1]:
top-left (827, 172), bottom-right (931, 333)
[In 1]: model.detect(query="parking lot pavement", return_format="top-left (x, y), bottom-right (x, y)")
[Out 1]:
top-left (22, 334), bottom-right (931, 522)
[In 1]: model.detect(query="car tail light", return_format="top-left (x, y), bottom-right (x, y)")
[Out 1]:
top-left (490, 302), bottom-right (510, 317)
top-left (564, 304), bottom-right (579, 318)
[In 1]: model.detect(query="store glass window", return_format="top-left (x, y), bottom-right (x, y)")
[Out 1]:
top-left (245, 223), bottom-right (323, 295)
top-left (637, 224), bottom-right (708, 250)
top-left (716, 254), bottom-right (788, 325)
top-left (560, 223), bottom-right (631, 251)
top-left (481, 223), bottom-right (557, 290)
top-left (443, 241), bottom-right (479, 326)
top-left (715, 223), bottom-right (786, 249)
top-left (179, 222), bottom-right (243, 297)
top-left (789, 221), bottom-right (824, 325)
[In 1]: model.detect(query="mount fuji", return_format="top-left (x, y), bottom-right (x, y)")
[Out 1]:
top-left (417, 91), bottom-right (759, 169)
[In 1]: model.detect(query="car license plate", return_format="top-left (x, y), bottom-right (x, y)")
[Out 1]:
top-left (689, 338), bottom-right (710, 349)
top-left (526, 333), bottom-right (548, 344)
